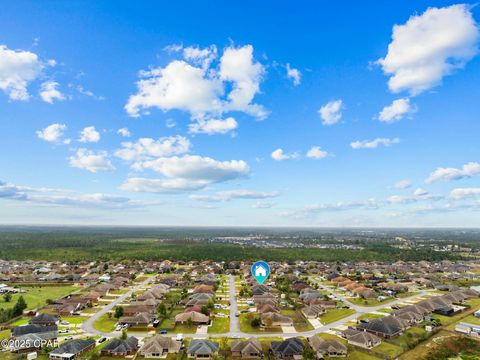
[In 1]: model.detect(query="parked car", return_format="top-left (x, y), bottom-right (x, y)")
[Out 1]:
top-left (115, 325), bottom-right (123, 331)
top-left (98, 337), bottom-right (107, 343)
top-left (60, 320), bottom-right (70, 325)
top-left (65, 336), bottom-right (73, 340)
top-left (176, 333), bottom-right (183, 341)
top-left (160, 329), bottom-right (168, 334)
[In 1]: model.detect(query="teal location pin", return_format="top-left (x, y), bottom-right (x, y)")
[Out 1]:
top-left (251, 260), bottom-right (270, 284)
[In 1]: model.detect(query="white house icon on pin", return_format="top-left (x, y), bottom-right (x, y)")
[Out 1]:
top-left (255, 264), bottom-right (267, 277)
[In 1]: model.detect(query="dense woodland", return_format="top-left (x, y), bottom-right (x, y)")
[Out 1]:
top-left (0, 227), bottom-right (473, 262)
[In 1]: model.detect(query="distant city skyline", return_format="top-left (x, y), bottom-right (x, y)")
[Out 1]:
top-left (1, 1), bottom-right (479, 227)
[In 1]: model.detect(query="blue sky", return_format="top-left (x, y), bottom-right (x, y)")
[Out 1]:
top-left (1, 1), bottom-right (479, 226)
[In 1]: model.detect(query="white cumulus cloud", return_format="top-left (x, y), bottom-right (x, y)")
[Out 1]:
top-left (306, 146), bottom-right (328, 159)
top-left (425, 162), bottom-right (480, 183)
top-left (271, 148), bottom-right (299, 161)
top-left (350, 137), bottom-right (400, 149)
top-left (318, 99), bottom-right (343, 126)
top-left (286, 63), bottom-right (301, 86)
top-left (115, 135), bottom-right (191, 161)
top-left (125, 44), bottom-right (267, 125)
top-left (68, 148), bottom-right (115, 173)
top-left (78, 126), bottom-right (101, 143)
top-left (39, 81), bottom-right (65, 104)
top-left (189, 117), bottom-right (238, 135)
top-left (378, 4), bottom-right (479, 95)
top-left (391, 179), bottom-right (412, 189)
top-left (117, 128), bottom-right (131, 137)
top-left (378, 98), bottom-right (416, 123)
top-left (190, 189), bottom-right (279, 202)
top-left (0, 44), bottom-right (50, 101)
top-left (450, 187), bottom-right (480, 200)
top-left (36, 123), bottom-right (69, 144)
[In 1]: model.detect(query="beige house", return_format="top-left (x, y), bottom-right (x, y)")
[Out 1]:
top-left (139, 335), bottom-right (182, 358)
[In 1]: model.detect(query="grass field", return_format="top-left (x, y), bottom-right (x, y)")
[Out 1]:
top-left (0, 285), bottom-right (78, 311)
top-left (208, 317), bottom-right (229, 333)
top-left (348, 297), bottom-right (394, 307)
top-left (93, 314), bottom-right (117, 332)
top-left (319, 308), bottom-right (356, 324)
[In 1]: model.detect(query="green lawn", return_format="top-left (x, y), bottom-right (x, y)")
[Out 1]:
top-left (373, 340), bottom-right (404, 358)
top-left (348, 297), bottom-right (394, 307)
top-left (208, 317), bottom-right (229, 333)
top-left (396, 291), bottom-right (419, 298)
top-left (0, 285), bottom-right (79, 311)
top-left (93, 314), bottom-right (117, 332)
top-left (319, 308), bottom-right (356, 324)
top-left (460, 314), bottom-right (480, 325)
top-left (357, 313), bottom-right (385, 321)
top-left (61, 315), bottom-right (89, 325)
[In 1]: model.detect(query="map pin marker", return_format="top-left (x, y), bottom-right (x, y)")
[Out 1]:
top-left (251, 260), bottom-right (270, 285)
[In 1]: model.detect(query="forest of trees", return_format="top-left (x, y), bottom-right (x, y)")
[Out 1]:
top-left (0, 228), bottom-right (466, 262)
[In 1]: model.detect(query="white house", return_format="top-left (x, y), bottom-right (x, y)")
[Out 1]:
top-left (254, 265), bottom-right (267, 277)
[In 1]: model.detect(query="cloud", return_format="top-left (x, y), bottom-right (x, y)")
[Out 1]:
top-left (115, 135), bottom-right (191, 161)
top-left (450, 187), bottom-right (480, 200)
top-left (318, 99), bottom-right (343, 125)
top-left (425, 162), bottom-right (480, 183)
top-left (78, 126), bottom-right (101, 143)
top-left (387, 188), bottom-right (442, 204)
top-left (306, 146), bottom-right (328, 159)
top-left (378, 98), bottom-right (416, 123)
top-left (190, 189), bottom-right (280, 202)
top-left (391, 179), bottom-right (412, 189)
top-left (135, 155), bottom-right (249, 184)
top-left (120, 177), bottom-right (208, 193)
top-left (39, 81), bottom-right (65, 104)
top-left (189, 117), bottom-right (238, 135)
top-left (378, 4), bottom-right (479, 95)
top-left (286, 63), bottom-right (301, 86)
top-left (271, 148), bottom-right (299, 161)
top-left (68, 148), bottom-right (115, 173)
top-left (0, 44), bottom-right (51, 101)
top-left (125, 44), bottom-right (267, 124)
top-left (36, 123), bottom-right (69, 144)
top-left (252, 201), bottom-right (275, 209)
top-left (0, 179), bottom-right (153, 209)
top-left (350, 137), bottom-right (400, 149)
top-left (117, 128), bottom-right (131, 137)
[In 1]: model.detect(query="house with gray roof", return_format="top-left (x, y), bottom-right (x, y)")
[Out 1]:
top-left (231, 337), bottom-right (263, 359)
top-left (101, 336), bottom-right (138, 357)
top-left (270, 338), bottom-right (304, 359)
top-left (187, 339), bottom-right (219, 359)
top-left (49, 338), bottom-right (96, 359)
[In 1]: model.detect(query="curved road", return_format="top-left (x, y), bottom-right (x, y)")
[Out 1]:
top-left (81, 275), bottom-right (155, 337)
top-left (80, 274), bottom-right (428, 339)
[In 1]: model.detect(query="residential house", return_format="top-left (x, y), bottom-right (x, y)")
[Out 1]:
top-left (187, 339), bottom-right (219, 359)
top-left (270, 338), bottom-right (304, 360)
top-left (29, 313), bottom-right (58, 326)
top-left (101, 337), bottom-right (139, 357)
top-left (175, 311), bottom-right (209, 325)
top-left (261, 312), bottom-right (293, 327)
top-left (230, 337), bottom-right (263, 359)
top-left (308, 335), bottom-right (347, 358)
top-left (139, 335), bottom-right (182, 358)
top-left (49, 338), bottom-right (96, 360)
top-left (301, 305), bottom-right (325, 319)
top-left (344, 330), bottom-right (381, 349)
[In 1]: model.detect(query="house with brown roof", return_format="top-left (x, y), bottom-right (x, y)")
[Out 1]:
top-left (120, 312), bottom-right (151, 327)
top-left (139, 335), bottom-right (182, 358)
top-left (175, 311), bottom-right (209, 325)
top-left (344, 330), bottom-right (381, 349)
top-left (301, 305), bottom-right (325, 319)
top-left (308, 335), bottom-right (347, 358)
top-left (261, 312), bottom-right (293, 327)
top-left (231, 337), bottom-right (263, 359)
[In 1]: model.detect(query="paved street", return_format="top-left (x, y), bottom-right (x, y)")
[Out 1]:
top-left (81, 275), bottom-right (155, 337)
top-left (228, 274), bottom-right (240, 333)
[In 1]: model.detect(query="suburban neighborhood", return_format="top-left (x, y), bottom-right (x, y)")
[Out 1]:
top-left (2, 258), bottom-right (480, 359)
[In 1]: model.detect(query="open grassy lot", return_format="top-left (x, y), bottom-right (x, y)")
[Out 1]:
top-left (348, 297), bottom-right (394, 307)
top-left (373, 341), bottom-right (404, 358)
top-left (93, 313), bottom-right (117, 332)
top-left (398, 330), bottom-right (456, 360)
top-left (396, 291), bottom-right (420, 298)
top-left (357, 313), bottom-right (385, 321)
top-left (208, 317), bottom-right (229, 333)
top-left (0, 285), bottom-right (78, 311)
top-left (319, 308), bottom-right (356, 324)
top-left (61, 315), bottom-right (89, 324)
